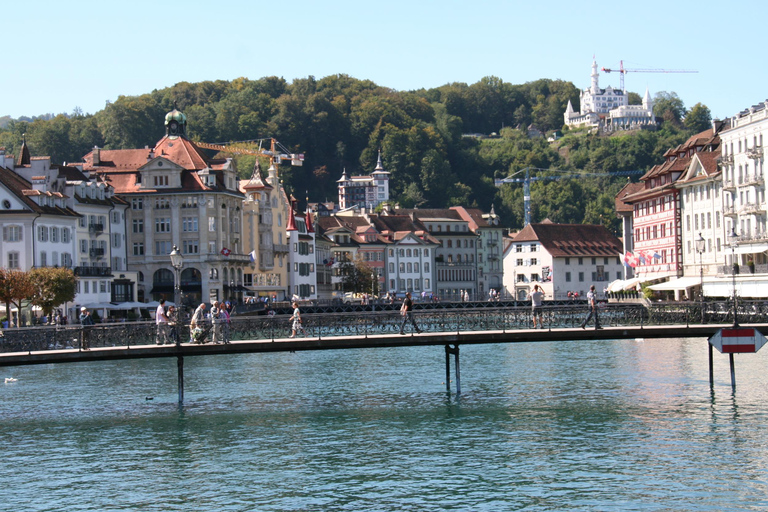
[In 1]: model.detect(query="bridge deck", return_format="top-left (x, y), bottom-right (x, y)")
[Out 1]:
top-left (0, 324), bottom-right (753, 368)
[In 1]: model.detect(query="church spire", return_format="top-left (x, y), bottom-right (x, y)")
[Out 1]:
top-left (16, 136), bottom-right (30, 166)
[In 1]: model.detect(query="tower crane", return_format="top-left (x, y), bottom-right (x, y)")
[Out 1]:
top-left (601, 60), bottom-right (697, 92)
top-left (196, 137), bottom-right (304, 176)
top-left (494, 167), bottom-right (644, 226)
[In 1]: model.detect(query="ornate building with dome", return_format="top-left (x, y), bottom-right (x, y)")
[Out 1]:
top-left (81, 107), bottom-right (248, 306)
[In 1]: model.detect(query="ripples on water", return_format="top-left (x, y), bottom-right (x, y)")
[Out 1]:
top-left (2, 338), bottom-right (768, 511)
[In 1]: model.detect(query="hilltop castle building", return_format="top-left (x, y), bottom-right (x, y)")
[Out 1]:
top-left (564, 59), bottom-right (658, 133)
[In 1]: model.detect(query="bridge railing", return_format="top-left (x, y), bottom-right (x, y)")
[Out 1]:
top-left (0, 301), bottom-right (761, 354)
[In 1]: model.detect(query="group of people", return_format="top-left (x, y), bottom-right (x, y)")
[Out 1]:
top-left (528, 284), bottom-right (602, 330)
top-left (187, 301), bottom-right (232, 344)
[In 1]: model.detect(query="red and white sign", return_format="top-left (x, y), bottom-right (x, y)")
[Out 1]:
top-left (709, 328), bottom-right (767, 354)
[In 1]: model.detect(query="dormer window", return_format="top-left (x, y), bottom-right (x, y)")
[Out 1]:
top-left (154, 175), bottom-right (169, 187)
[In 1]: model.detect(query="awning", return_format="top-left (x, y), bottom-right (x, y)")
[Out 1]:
top-left (648, 276), bottom-right (702, 291)
top-left (608, 277), bottom-right (643, 292)
top-left (732, 243), bottom-right (768, 255)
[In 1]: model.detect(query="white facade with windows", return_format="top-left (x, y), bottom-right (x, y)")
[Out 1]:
top-left (564, 59), bottom-right (657, 132)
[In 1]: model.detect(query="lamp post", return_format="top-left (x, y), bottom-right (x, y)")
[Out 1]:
top-left (170, 245), bottom-right (183, 309)
top-left (695, 233), bottom-right (705, 323)
top-left (728, 228), bottom-right (739, 327)
top-left (371, 269), bottom-right (376, 311)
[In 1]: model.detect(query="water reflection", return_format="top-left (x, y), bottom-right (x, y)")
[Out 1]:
top-left (2, 338), bottom-right (768, 510)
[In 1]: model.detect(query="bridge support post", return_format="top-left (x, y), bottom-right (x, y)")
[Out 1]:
top-left (444, 344), bottom-right (461, 395)
top-left (708, 343), bottom-right (714, 387)
top-left (729, 353), bottom-right (736, 390)
top-left (177, 354), bottom-right (184, 405)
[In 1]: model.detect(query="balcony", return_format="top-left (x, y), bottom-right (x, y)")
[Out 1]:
top-left (722, 179), bottom-right (736, 191)
top-left (742, 173), bottom-right (764, 187)
top-left (273, 243), bottom-right (289, 254)
top-left (89, 248), bottom-right (105, 258)
top-left (747, 146), bottom-right (763, 160)
top-left (720, 154), bottom-right (734, 165)
top-left (723, 204), bottom-right (738, 217)
top-left (741, 202), bottom-right (766, 214)
top-left (205, 253), bottom-right (251, 263)
top-left (74, 266), bottom-right (112, 277)
top-left (88, 223), bottom-right (104, 234)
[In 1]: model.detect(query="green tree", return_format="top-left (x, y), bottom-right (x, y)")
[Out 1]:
top-left (684, 103), bottom-right (712, 133)
top-left (339, 259), bottom-right (378, 295)
top-left (29, 267), bottom-right (77, 318)
top-left (0, 268), bottom-right (35, 328)
top-left (653, 91), bottom-right (685, 126)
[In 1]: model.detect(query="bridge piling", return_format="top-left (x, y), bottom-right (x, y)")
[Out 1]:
top-left (177, 354), bottom-right (184, 405)
top-left (729, 353), bottom-right (736, 390)
top-left (444, 344), bottom-right (461, 395)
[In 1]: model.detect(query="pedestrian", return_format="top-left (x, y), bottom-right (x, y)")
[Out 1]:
top-left (210, 301), bottom-right (222, 344)
top-left (399, 292), bottom-right (422, 335)
top-left (190, 302), bottom-right (206, 343)
top-left (79, 306), bottom-right (94, 350)
top-left (167, 305), bottom-right (180, 345)
top-left (530, 284), bottom-right (545, 329)
top-left (155, 299), bottom-right (170, 345)
top-left (289, 301), bottom-right (306, 338)
top-left (580, 284), bottom-right (603, 330)
top-left (220, 304), bottom-right (231, 344)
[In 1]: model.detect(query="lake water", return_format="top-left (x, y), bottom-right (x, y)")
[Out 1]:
top-left (2, 337), bottom-right (767, 511)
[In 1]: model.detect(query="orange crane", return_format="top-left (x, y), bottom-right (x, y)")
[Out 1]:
top-left (601, 60), bottom-right (697, 91)
top-left (196, 138), bottom-right (304, 176)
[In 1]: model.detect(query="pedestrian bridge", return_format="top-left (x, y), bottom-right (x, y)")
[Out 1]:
top-left (2, 302), bottom-right (765, 401)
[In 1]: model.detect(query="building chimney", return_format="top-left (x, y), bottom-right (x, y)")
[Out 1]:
top-left (92, 146), bottom-right (100, 165)
top-left (31, 176), bottom-right (47, 192)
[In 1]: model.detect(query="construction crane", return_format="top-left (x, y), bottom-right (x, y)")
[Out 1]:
top-left (196, 137), bottom-right (304, 176)
top-left (495, 167), bottom-right (644, 226)
top-left (601, 60), bottom-right (698, 92)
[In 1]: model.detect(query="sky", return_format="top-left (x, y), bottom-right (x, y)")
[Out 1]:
top-left (2, 0), bottom-right (764, 121)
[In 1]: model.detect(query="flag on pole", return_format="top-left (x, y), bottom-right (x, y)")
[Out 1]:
top-left (249, 250), bottom-right (257, 263)
top-left (221, 247), bottom-right (231, 257)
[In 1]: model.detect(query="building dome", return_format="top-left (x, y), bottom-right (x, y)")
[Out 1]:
top-left (164, 107), bottom-right (187, 137)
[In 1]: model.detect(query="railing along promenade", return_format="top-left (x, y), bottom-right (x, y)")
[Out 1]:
top-left (0, 300), bottom-right (761, 356)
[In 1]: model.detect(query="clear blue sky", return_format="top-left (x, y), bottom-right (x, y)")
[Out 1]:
top-left (3, 0), bottom-right (763, 121)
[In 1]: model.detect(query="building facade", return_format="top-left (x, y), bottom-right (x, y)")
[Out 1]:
top-left (503, 222), bottom-right (623, 300)
top-left (564, 59), bottom-right (657, 133)
top-left (337, 151), bottom-right (390, 210)
top-left (82, 108), bottom-right (248, 306)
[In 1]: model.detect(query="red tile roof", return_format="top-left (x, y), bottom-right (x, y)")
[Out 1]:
top-left (513, 223), bottom-right (622, 257)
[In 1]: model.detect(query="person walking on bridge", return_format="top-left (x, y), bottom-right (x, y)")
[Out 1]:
top-left (580, 284), bottom-right (603, 330)
top-left (155, 299), bottom-right (170, 345)
top-left (399, 292), bottom-right (422, 335)
top-left (530, 284), bottom-right (545, 329)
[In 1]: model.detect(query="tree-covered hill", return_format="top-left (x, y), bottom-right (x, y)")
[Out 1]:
top-left (0, 75), bottom-right (709, 234)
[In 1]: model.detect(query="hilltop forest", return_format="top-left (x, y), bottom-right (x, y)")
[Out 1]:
top-left (0, 75), bottom-right (713, 234)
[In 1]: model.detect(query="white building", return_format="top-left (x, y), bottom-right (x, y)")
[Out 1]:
top-left (503, 222), bottom-right (623, 300)
top-left (286, 198), bottom-right (317, 300)
top-left (1, 144), bottom-right (135, 320)
top-left (337, 151), bottom-right (390, 210)
top-left (712, 101), bottom-right (768, 297)
top-left (564, 59), bottom-right (657, 133)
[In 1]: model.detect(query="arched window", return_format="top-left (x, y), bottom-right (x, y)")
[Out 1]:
top-left (153, 268), bottom-right (174, 284)
top-left (209, 268), bottom-right (219, 280)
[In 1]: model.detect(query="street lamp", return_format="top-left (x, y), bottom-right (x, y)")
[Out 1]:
top-left (170, 245), bottom-right (184, 309)
top-left (695, 233), bottom-right (705, 323)
top-left (728, 228), bottom-right (739, 327)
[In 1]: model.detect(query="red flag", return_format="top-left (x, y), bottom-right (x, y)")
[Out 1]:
top-left (221, 247), bottom-right (231, 256)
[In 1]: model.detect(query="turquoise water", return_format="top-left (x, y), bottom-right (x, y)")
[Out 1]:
top-left (2, 338), bottom-right (768, 511)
